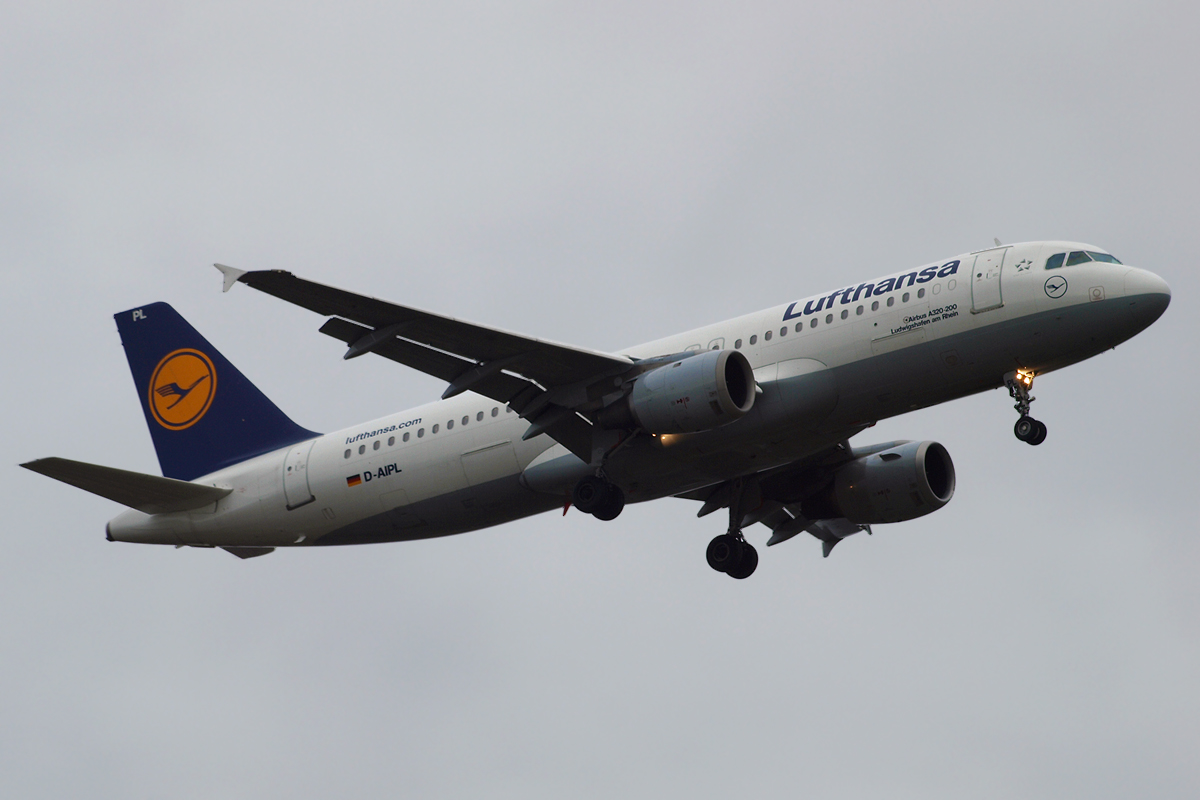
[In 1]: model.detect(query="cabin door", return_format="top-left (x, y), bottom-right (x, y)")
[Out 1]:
top-left (970, 248), bottom-right (1007, 313)
top-left (283, 440), bottom-right (316, 510)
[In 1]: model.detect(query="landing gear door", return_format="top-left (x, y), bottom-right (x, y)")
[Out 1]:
top-left (283, 439), bottom-right (317, 510)
top-left (971, 248), bottom-right (1007, 313)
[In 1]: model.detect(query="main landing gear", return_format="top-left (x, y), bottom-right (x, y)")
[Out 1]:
top-left (572, 474), bottom-right (626, 521)
top-left (1005, 370), bottom-right (1047, 446)
top-left (706, 532), bottom-right (758, 580)
top-left (705, 478), bottom-right (758, 579)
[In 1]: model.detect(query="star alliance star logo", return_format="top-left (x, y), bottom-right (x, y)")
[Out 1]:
top-left (1014, 258), bottom-right (1032, 272)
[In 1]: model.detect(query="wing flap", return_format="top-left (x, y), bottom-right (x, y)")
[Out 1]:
top-left (318, 317), bottom-right (531, 403)
top-left (21, 457), bottom-right (232, 515)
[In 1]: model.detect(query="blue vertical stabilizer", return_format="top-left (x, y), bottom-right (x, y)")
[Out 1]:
top-left (115, 302), bottom-right (319, 480)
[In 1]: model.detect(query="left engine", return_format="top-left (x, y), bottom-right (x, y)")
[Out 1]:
top-left (803, 440), bottom-right (956, 524)
top-left (600, 349), bottom-right (756, 434)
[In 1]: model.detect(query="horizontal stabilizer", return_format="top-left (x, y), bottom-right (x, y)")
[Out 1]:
top-left (20, 457), bottom-right (231, 514)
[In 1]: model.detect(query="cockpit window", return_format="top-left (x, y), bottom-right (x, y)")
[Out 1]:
top-left (1047, 250), bottom-right (1122, 269)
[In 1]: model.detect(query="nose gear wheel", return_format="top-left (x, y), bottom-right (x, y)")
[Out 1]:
top-left (1004, 370), bottom-right (1048, 446)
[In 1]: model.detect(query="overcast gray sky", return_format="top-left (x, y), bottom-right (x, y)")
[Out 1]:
top-left (3, 2), bottom-right (1198, 797)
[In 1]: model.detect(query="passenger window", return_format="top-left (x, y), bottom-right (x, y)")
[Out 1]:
top-left (1066, 251), bottom-right (1091, 266)
top-left (1045, 253), bottom-right (1065, 269)
top-left (764, 330), bottom-right (772, 341)
top-left (825, 313), bottom-right (833, 324)
top-left (432, 424), bottom-right (439, 434)
top-left (447, 420), bottom-right (453, 430)
top-left (871, 300), bottom-right (879, 311)
top-left (779, 326), bottom-right (787, 337)
top-left (734, 338), bottom-right (742, 348)
top-left (749, 335), bottom-right (757, 345)
top-left (902, 292), bottom-right (910, 303)
top-left (917, 288), bottom-right (925, 298)
top-left (417, 428), bottom-right (425, 438)
top-left (358, 445), bottom-right (366, 454)
top-left (388, 436), bottom-right (395, 446)
top-left (856, 305), bottom-right (863, 315)
top-left (840, 310), bottom-right (848, 320)
top-left (810, 318), bottom-right (817, 328)
top-left (794, 323), bottom-right (802, 333)
top-left (344, 449), bottom-right (351, 459)
top-left (403, 432), bottom-right (410, 442)
top-left (462, 416), bottom-right (469, 426)
top-left (887, 297), bottom-right (895, 307)
top-left (492, 408), bottom-right (499, 417)
top-left (476, 412), bottom-right (483, 421)
top-left (373, 440), bottom-right (380, 450)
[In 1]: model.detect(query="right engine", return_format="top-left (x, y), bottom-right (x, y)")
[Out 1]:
top-left (803, 440), bottom-right (956, 524)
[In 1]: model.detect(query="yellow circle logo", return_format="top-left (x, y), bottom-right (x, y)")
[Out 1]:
top-left (148, 349), bottom-right (217, 430)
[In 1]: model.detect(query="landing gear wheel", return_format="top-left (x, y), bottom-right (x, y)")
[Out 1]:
top-left (591, 485), bottom-right (625, 521)
top-left (1014, 416), bottom-right (1048, 445)
top-left (726, 542), bottom-right (758, 580)
top-left (1005, 371), bottom-right (1048, 446)
top-left (572, 475), bottom-right (608, 515)
top-left (1028, 420), bottom-right (1048, 446)
top-left (706, 534), bottom-right (743, 573)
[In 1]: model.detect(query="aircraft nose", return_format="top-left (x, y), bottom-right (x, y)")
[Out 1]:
top-left (1124, 268), bottom-right (1171, 329)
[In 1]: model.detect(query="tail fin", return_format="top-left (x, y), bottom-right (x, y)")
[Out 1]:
top-left (115, 302), bottom-right (318, 480)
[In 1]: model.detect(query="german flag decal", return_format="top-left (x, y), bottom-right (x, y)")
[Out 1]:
top-left (346, 474), bottom-right (363, 487)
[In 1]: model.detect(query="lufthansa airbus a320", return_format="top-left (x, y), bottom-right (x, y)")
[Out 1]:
top-left (23, 242), bottom-right (1170, 578)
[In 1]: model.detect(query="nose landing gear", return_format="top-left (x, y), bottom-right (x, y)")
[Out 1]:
top-left (1005, 370), bottom-right (1047, 446)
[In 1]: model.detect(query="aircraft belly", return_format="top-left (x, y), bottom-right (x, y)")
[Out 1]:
top-left (828, 297), bottom-right (1136, 424)
top-left (314, 474), bottom-right (559, 545)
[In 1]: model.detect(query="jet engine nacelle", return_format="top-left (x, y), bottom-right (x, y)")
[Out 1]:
top-left (807, 440), bottom-right (956, 524)
top-left (603, 349), bottom-right (756, 434)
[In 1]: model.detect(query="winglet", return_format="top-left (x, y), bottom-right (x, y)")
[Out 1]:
top-left (213, 263), bottom-right (247, 293)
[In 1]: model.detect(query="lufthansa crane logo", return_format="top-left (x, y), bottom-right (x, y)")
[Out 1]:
top-left (148, 349), bottom-right (217, 430)
top-left (1044, 276), bottom-right (1068, 299)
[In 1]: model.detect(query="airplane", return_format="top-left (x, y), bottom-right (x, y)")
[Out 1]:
top-left (21, 241), bottom-right (1170, 578)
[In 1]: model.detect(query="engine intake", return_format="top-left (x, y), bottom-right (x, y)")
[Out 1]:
top-left (601, 349), bottom-right (756, 434)
top-left (804, 440), bottom-right (955, 524)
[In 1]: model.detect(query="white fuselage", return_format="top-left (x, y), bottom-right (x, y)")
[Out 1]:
top-left (107, 241), bottom-right (1171, 549)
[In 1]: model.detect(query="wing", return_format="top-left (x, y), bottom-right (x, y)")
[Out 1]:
top-left (676, 439), bottom-right (887, 557)
top-left (215, 265), bottom-right (639, 462)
